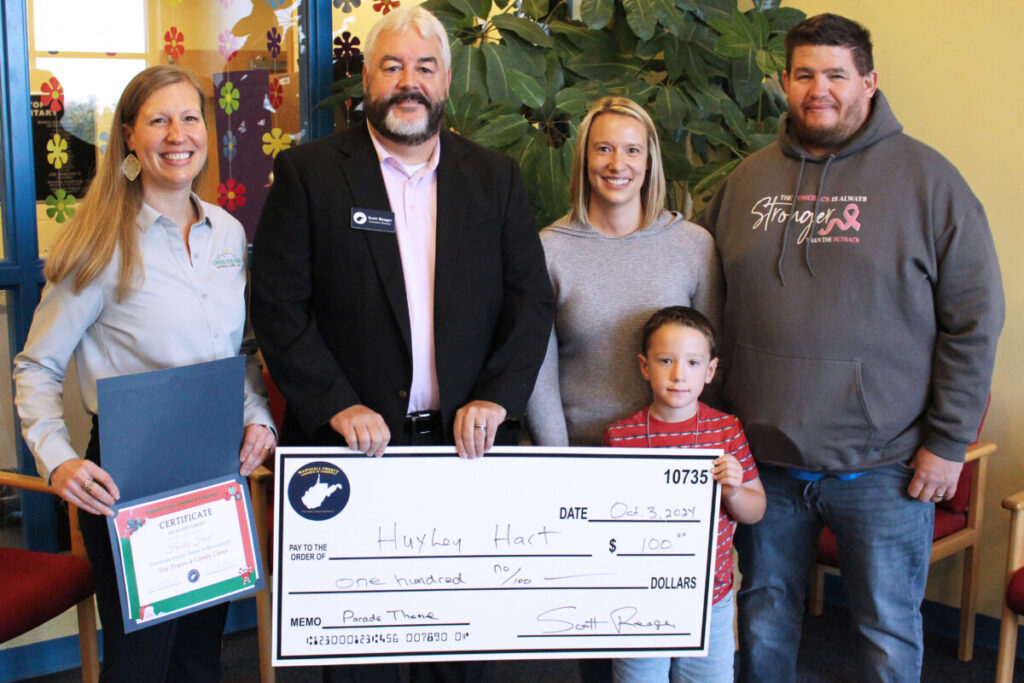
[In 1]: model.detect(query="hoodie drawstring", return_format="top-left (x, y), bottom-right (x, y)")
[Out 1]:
top-left (776, 156), bottom-right (807, 286)
top-left (776, 154), bottom-right (836, 285)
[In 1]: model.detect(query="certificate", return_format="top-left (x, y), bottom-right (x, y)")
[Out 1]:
top-left (108, 476), bottom-right (264, 632)
top-left (273, 446), bottom-right (722, 666)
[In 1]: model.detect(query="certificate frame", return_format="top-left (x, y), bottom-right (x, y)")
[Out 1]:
top-left (106, 474), bottom-right (265, 632)
top-left (273, 446), bottom-right (722, 666)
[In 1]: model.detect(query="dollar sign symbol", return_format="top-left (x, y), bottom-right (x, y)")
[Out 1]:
top-left (608, 538), bottom-right (617, 553)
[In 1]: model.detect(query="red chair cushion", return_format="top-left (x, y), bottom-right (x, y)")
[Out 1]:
top-left (1007, 566), bottom-right (1024, 616)
top-left (0, 547), bottom-right (93, 643)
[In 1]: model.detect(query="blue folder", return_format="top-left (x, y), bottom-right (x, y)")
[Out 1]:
top-left (96, 356), bottom-right (244, 499)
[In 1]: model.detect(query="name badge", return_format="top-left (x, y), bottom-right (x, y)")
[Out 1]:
top-left (351, 208), bottom-right (396, 233)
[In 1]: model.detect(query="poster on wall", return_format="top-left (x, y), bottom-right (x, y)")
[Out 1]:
top-left (32, 93), bottom-right (97, 205)
top-left (213, 69), bottom-right (277, 242)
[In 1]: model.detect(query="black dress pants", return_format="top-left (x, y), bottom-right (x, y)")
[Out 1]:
top-left (80, 418), bottom-right (229, 682)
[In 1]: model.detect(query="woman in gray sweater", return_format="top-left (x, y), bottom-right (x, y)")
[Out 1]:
top-left (525, 96), bottom-right (722, 449)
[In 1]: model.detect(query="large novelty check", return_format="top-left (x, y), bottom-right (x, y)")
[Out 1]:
top-left (273, 446), bottom-right (722, 666)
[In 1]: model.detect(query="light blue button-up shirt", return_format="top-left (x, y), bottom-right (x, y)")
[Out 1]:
top-left (14, 196), bottom-right (273, 479)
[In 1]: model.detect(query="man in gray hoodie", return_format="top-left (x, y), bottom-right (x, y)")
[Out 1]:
top-left (700, 13), bottom-right (1003, 683)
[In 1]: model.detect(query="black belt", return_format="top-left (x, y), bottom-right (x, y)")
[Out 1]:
top-left (404, 410), bottom-right (441, 435)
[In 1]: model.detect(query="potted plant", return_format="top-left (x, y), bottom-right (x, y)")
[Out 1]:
top-left (321, 0), bottom-right (804, 227)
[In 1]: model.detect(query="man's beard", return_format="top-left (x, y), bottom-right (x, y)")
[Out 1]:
top-left (789, 98), bottom-right (869, 154)
top-left (364, 91), bottom-right (446, 146)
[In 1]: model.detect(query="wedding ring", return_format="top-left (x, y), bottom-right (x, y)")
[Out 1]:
top-left (473, 424), bottom-right (487, 431)
top-left (931, 494), bottom-right (944, 501)
top-left (83, 479), bottom-right (95, 495)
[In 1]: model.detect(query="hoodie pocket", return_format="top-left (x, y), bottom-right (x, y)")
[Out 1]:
top-left (725, 343), bottom-right (876, 469)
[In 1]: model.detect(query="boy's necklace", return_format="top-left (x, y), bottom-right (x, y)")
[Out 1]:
top-left (645, 403), bottom-right (700, 449)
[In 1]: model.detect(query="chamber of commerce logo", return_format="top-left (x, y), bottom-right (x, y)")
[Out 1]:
top-left (352, 211), bottom-right (367, 225)
top-left (287, 461), bottom-right (351, 521)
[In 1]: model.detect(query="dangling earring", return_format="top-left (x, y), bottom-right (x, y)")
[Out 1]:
top-left (121, 153), bottom-right (142, 181)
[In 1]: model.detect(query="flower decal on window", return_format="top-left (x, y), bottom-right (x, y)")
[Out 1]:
top-left (40, 77), bottom-right (64, 113)
top-left (219, 30), bottom-right (240, 62)
top-left (268, 79), bottom-right (284, 110)
top-left (266, 27), bottom-right (282, 59)
top-left (263, 0), bottom-right (287, 8)
top-left (333, 0), bottom-right (361, 10)
top-left (219, 82), bottom-right (240, 115)
top-left (222, 130), bottom-right (238, 163)
top-left (45, 189), bottom-right (77, 223)
top-left (217, 178), bottom-right (247, 212)
top-left (373, 0), bottom-right (398, 14)
top-left (333, 32), bottom-right (361, 61)
top-left (46, 134), bottom-right (69, 169)
top-left (262, 128), bottom-right (292, 158)
top-left (164, 26), bottom-right (185, 60)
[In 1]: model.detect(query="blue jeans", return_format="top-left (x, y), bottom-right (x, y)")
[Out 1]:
top-left (734, 462), bottom-right (934, 683)
top-left (613, 592), bottom-right (734, 683)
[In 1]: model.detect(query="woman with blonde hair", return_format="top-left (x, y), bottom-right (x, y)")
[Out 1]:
top-left (14, 64), bottom-right (275, 681)
top-left (525, 95), bottom-right (723, 682)
top-left (526, 95), bottom-right (722, 446)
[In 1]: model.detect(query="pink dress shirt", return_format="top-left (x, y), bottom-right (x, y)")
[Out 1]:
top-left (368, 127), bottom-right (441, 412)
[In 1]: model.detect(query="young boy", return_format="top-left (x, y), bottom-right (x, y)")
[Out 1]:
top-left (603, 306), bottom-right (766, 683)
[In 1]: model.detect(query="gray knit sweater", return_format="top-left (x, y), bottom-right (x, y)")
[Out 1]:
top-left (524, 211), bottom-right (723, 447)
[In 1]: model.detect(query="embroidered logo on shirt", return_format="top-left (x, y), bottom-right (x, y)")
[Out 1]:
top-left (212, 250), bottom-right (243, 269)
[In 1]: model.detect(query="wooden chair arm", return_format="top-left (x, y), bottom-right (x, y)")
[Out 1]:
top-left (1003, 490), bottom-right (1024, 512)
top-left (965, 440), bottom-right (997, 463)
top-left (0, 470), bottom-right (52, 494)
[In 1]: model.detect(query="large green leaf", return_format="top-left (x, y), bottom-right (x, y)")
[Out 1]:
top-left (755, 48), bottom-right (785, 77)
top-left (469, 113), bottom-right (532, 148)
top-left (450, 41), bottom-right (488, 100)
top-left (446, 0), bottom-right (482, 19)
top-left (690, 157), bottom-right (739, 197)
top-left (711, 10), bottom-right (760, 57)
top-left (508, 70), bottom-right (547, 109)
top-left (543, 51), bottom-right (566, 107)
top-left (622, 0), bottom-right (658, 41)
top-left (491, 13), bottom-right (553, 47)
top-left (691, 0), bottom-right (735, 22)
top-left (536, 144), bottom-right (570, 220)
top-left (746, 132), bottom-right (776, 151)
top-left (635, 35), bottom-right (665, 60)
top-left (521, 0), bottom-right (549, 20)
top-left (666, 42), bottom-right (708, 90)
top-left (653, 0), bottom-right (687, 37)
top-left (499, 32), bottom-right (547, 78)
top-left (717, 96), bottom-right (749, 142)
top-left (554, 87), bottom-right (590, 117)
top-left (566, 47), bottom-right (643, 81)
top-left (654, 85), bottom-right (689, 134)
top-left (730, 53), bottom-right (762, 108)
top-left (687, 119), bottom-right (737, 150)
top-left (580, 0), bottom-right (614, 30)
top-left (548, 20), bottom-right (613, 50)
top-left (481, 43), bottom-right (514, 103)
top-left (659, 135), bottom-right (693, 180)
top-left (446, 89), bottom-right (485, 136)
top-left (767, 7), bottom-right (806, 35)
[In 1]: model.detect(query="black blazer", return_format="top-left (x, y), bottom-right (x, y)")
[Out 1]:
top-left (251, 123), bottom-right (554, 445)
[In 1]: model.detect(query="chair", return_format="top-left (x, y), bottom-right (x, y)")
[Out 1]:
top-left (808, 439), bottom-right (998, 662)
top-left (996, 488), bottom-right (1024, 682)
top-left (0, 470), bottom-right (100, 682)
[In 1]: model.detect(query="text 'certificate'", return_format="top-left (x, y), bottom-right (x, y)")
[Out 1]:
top-left (273, 446), bottom-right (722, 666)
